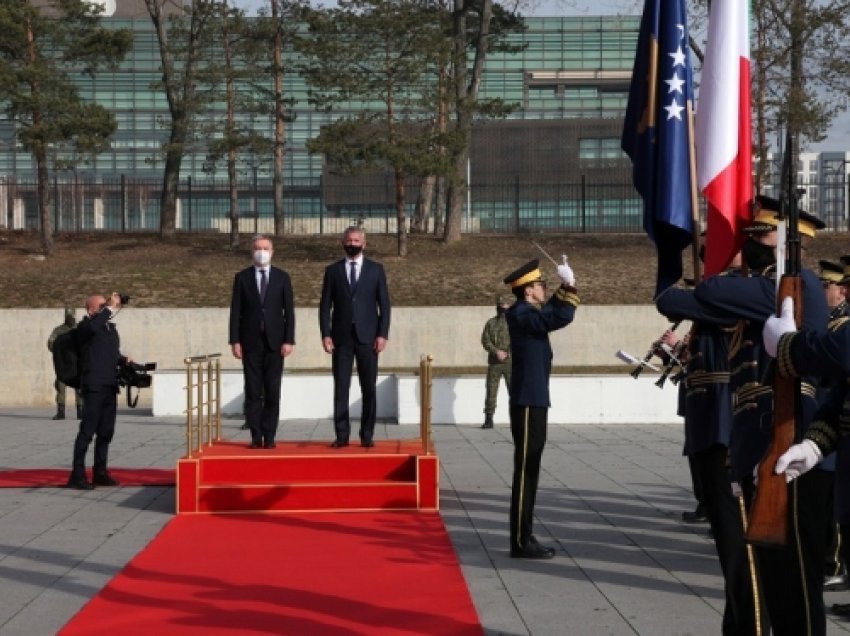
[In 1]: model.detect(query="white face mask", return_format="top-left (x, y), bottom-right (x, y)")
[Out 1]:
top-left (253, 249), bottom-right (271, 266)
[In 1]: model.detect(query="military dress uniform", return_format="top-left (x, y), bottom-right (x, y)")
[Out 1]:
top-left (481, 297), bottom-right (512, 428)
top-left (657, 276), bottom-right (766, 636)
top-left (691, 202), bottom-right (830, 636)
top-left (503, 260), bottom-right (579, 559)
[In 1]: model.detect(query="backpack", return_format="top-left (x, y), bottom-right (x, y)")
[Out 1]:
top-left (52, 329), bottom-right (81, 389)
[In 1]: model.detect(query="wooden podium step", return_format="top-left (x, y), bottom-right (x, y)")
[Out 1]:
top-left (176, 440), bottom-right (439, 514)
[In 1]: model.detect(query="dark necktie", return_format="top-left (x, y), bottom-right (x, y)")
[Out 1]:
top-left (349, 261), bottom-right (357, 289)
top-left (260, 269), bottom-right (268, 303)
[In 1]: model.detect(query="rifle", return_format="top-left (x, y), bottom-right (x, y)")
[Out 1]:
top-left (746, 127), bottom-right (803, 548)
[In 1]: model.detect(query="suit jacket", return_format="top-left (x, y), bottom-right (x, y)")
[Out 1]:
top-left (319, 257), bottom-right (391, 346)
top-left (229, 265), bottom-right (295, 351)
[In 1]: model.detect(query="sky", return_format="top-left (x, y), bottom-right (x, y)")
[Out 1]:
top-left (233, 0), bottom-right (850, 154)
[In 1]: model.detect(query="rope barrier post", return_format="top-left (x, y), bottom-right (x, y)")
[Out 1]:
top-left (183, 353), bottom-right (222, 456)
top-left (184, 358), bottom-right (193, 456)
top-left (214, 356), bottom-right (222, 441)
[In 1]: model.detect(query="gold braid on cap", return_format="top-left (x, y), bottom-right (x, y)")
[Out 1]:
top-left (509, 268), bottom-right (543, 288)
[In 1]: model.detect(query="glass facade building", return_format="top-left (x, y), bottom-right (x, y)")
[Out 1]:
top-left (1, 14), bottom-right (646, 232)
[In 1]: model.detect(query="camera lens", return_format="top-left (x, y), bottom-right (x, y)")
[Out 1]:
top-left (119, 294), bottom-right (130, 305)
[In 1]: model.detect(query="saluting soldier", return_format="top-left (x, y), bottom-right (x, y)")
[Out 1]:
top-left (480, 295), bottom-right (512, 429)
top-left (502, 257), bottom-right (579, 559)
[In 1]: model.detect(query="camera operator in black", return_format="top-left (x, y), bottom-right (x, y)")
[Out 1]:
top-left (67, 292), bottom-right (130, 490)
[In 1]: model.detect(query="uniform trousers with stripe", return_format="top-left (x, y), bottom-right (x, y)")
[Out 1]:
top-left (744, 468), bottom-right (833, 636)
top-left (509, 404), bottom-right (547, 550)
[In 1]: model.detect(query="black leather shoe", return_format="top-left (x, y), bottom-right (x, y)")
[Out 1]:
top-left (681, 507), bottom-right (708, 523)
top-left (361, 440), bottom-right (375, 448)
top-left (528, 536), bottom-right (555, 556)
top-left (831, 603), bottom-right (850, 616)
top-left (66, 476), bottom-right (95, 491)
top-left (240, 423), bottom-right (249, 431)
top-left (330, 440), bottom-right (349, 448)
top-left (825, 572), bottom-right (849, 591)
top-left (263, 442), bottom-right (276, 449)
top-left (510, 543), bottom-right (555, 560)
top-left (249, 441), bottom-right (262, 449)
top-left (93, 473), bottom-right (119, 487)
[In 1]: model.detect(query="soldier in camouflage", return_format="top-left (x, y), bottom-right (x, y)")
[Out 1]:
top-left (47, 307), bottom-right (83, 420)
top-left (480, 295), bottom-right (512, 429)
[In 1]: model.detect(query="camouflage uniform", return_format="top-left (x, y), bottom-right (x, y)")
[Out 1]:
top-left (481, 303), bottom-right (511, 422)
top-left (47, 308), bottom-right (83, 419)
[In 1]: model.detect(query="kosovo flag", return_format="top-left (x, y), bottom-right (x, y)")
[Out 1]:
top-left (621, 0), bottom-right (695, 297)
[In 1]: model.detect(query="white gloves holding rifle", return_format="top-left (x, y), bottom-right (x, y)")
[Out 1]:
top-left (774, 439), bottom-right (823, 482)
top-left (763, 296), bottom-right (796, 357)
top-left (557, 254), bottom-right (575, 287)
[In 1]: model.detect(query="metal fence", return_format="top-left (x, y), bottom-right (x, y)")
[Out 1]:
top-left (2, 175), bottom-right (848, 235)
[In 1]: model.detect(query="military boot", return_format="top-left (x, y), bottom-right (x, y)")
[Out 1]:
top-left (481, 415), bottom-right (494, 429)
top-left (52, 406), bottom-right (65, 421)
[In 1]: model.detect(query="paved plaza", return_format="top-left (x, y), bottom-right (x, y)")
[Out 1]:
top-left (1, 408), bottom-right (849, 635)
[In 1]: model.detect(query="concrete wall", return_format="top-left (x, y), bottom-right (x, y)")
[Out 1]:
top-left (2, 305), bottom-right (671, 407)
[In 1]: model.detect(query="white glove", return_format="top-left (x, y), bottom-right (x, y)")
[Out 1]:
top-left (557, 254), bottom-right (575, 286)
top-left (763, 296), bottom-right (796, 358)
top-left (774, 439), bottom-right (823, 482)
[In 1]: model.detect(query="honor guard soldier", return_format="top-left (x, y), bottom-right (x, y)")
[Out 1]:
top-left (480, 295), bottom-right (512, 429)
top-left (47, 307), bottom-right (83, 420)
top-left (816, 259), bottom-right (849, 592)
top-left (675, 196), bottom-right (828, 636)
top-left (502, 257), bottom-right (579, 559)
top-left (657, 254), bottom-right (766, 635)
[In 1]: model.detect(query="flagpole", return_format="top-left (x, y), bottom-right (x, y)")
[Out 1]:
top-left (687, 101), bottom-right (702, 284)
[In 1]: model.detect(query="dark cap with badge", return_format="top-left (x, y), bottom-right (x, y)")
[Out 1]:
top-left (744, 194), bottom-right (826, 238)
top-left (503, 259), bottom-right (545, 288)
top-left (819, 260), bottom-right (844, 284)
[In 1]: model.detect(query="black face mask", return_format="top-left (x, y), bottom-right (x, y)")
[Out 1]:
top-left (496, 306), bottom-right (507, 315)
top-left (742, 238), bottom-right (775, 271)
top-left (343, 244), bottom-right (363, 257)
top-left (64, 316), bottom-right (75, 327)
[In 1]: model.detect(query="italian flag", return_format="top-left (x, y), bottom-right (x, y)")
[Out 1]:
top-left (695, 0), bottom-right (753, 276)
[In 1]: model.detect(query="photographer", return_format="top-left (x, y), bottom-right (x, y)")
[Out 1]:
top-left (67, 292), bottom-right (131, 490)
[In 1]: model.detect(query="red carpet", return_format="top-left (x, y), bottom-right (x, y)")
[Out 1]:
top-left (0, 468), bottom-right (175, 488)
top-left (61, 512), bottom-right (482, 635)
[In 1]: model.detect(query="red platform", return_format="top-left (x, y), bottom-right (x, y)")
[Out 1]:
top-left (176, 439), bottom-right (439, 514)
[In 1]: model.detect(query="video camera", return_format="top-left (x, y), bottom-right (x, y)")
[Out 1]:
top-left (118, 361), bottom-right (156, 407)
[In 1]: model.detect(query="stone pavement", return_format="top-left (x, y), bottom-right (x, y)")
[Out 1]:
top-left (1, 408), bottom-right (849, 635)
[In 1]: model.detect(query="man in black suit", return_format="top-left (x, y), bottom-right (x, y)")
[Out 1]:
top-left (319, 226), bottom-right (391, 448)
top-left (67, 292), bottom-right (130, 490)
top-left (229, 235), bottom-right (295, 449)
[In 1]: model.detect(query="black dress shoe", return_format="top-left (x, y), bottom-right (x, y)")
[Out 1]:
top-left (831, 603), bottom-right (850, 616)
top-left (93, 473), bottom-right (119, 487)
top-left (66, 476), bottom-right (95, 490)
top-left (249, 441), bottom-right (262, 449)
top-left (528, 536), bottom-right (555, 556)
top-left (681, 507), bottom-right (708, 523)
top-left (263, 442), bottom-right (276, 449)
top-left (361, 440), bottom-right (375, 448)
top-left (330, 440), bottom-right (349, 448)
top-left (240, 423), bottom-right (249, 431)
top-left (510, 543), bottom-right (555, 560)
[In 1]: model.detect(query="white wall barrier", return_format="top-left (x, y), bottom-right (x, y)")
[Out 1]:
top-left (153, 370), bottom-right (680, 425)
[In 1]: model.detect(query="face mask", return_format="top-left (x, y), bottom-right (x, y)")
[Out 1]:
top-left (496, 306), bottom-right (507, 315)
top-left (65, 315), bottom-right (75, 327)
top-left (253, 250), bottom-right (271, 266)
top-left (742, 238), bottom-right (775, 271)
top-left (343, 244), bottom-right (363, 257)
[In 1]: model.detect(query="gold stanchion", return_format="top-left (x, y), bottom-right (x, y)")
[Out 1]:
top-left (183, 353), bottom-right (222, 456)
top-left (419, 354), bottom-right (433, 455)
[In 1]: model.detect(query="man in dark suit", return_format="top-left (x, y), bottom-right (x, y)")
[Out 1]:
top-left (229, 235), bottom-right (295, 449)
top-left (67, 292), bottom-right (130, 490)
top-left (319, 226), bottom-right (391, 448)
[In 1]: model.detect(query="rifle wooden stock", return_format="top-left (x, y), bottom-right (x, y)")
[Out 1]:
top-left (746, 275), bottom-right (802, 548)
